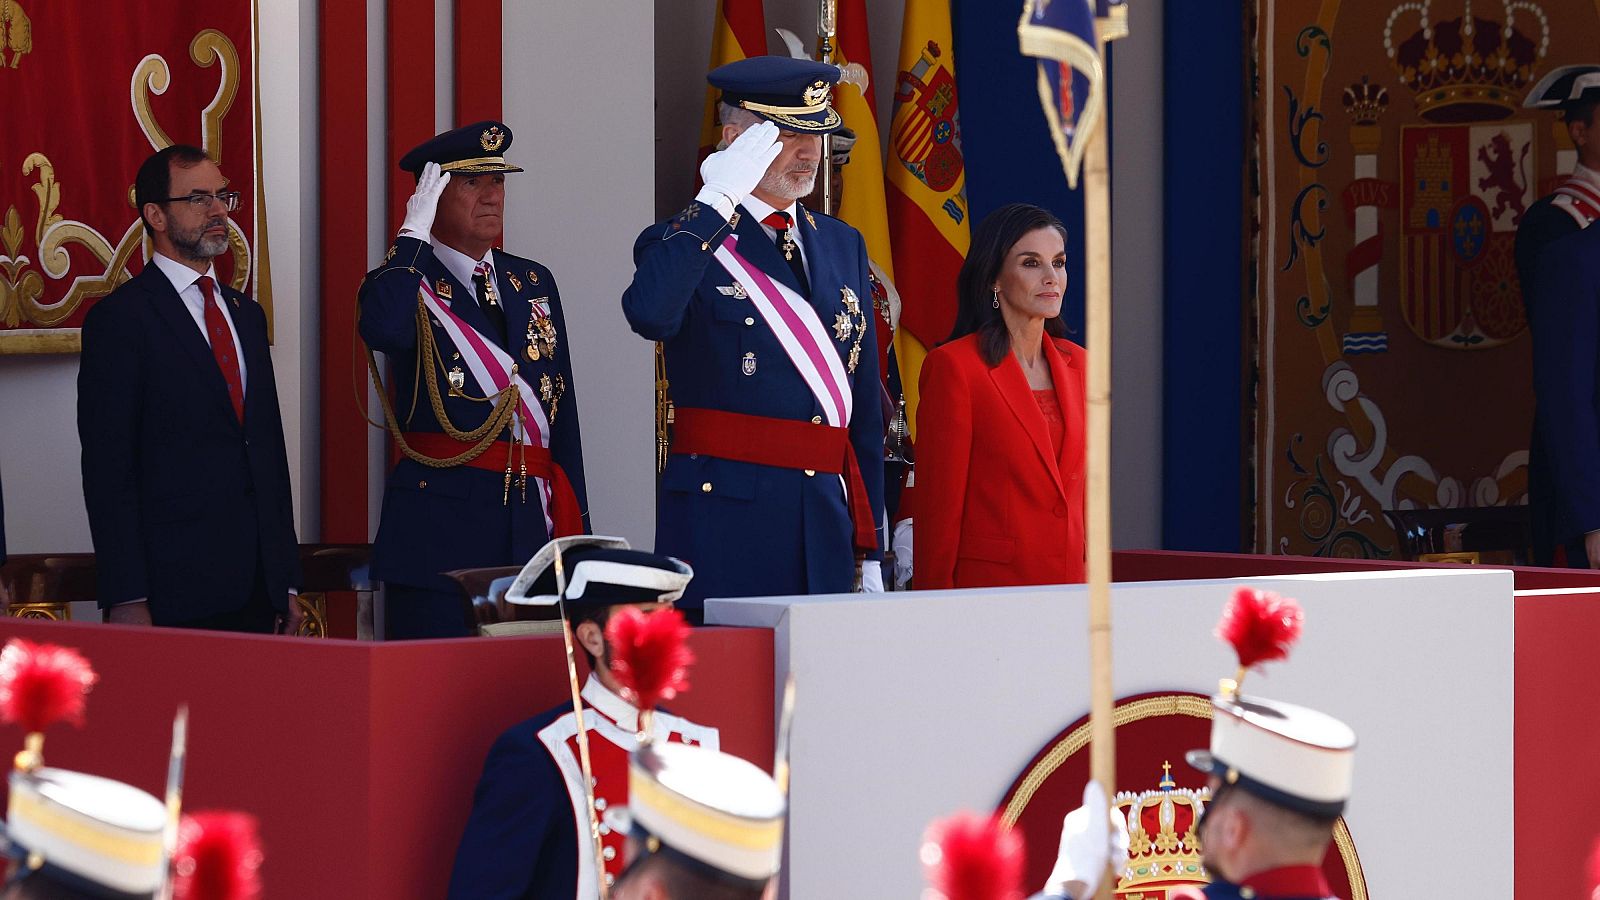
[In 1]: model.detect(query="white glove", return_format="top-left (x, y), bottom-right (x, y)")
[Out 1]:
top-left (891, 518), bottom-right (914, 588)
top-left (859, 560), bottom-right (884, 593)
top-left (697, 121), bottom-right (782, 211)
top-left (399, 161), bottom-right (450, 239)
top-left (1041, 781), bottom-right (1130, 899)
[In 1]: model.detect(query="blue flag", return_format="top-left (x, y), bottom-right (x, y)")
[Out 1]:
top-left (1018, 0), bottom-right (1126, 188)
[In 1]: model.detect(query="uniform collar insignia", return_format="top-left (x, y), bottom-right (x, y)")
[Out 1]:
top-left (435, 278), bottom-right (453, 299)
top-left (507, 271), bottom-right (523, 292)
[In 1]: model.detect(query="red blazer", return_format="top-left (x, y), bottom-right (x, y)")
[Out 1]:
top-left (913, 333), bottom-right (1087, 590)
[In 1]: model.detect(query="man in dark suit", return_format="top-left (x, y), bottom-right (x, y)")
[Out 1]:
top-left (78, 145), bottom-right (301, 631)
top-left (359, 122), bottom-right (589, 639)
top-left (1516, 64), bottom-right (1600, 565)
top-left (621, 57), bottom-right (885, 610)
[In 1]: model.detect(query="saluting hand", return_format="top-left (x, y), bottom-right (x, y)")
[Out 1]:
top-left (399, 161), bottom-right (451, 239)
top-left (700, 120), bottom-right (782, 208)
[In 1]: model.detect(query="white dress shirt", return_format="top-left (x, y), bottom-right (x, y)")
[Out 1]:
top-left (430, 235), bottom-right (495, 297)
top-left (738, 193), bottom-right (810, 285)
top-left (150, 253), bottom-right (246, 393)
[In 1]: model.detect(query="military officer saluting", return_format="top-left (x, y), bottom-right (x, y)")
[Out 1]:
top-left (622, 57), bottom-right (886, 610)
top-left (360, 122), bottom-right (588, 638)
top-left (1516, 65), bottom-right (1600, 567)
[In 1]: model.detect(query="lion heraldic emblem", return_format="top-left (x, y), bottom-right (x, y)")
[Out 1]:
top-left (1477, 131), bottom-right (1530, 225)
top-left (891, 39), bottom-right (964, 194)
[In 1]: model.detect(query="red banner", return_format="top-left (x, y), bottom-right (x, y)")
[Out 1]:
top-left (0, 0), bottom-right (263, 353)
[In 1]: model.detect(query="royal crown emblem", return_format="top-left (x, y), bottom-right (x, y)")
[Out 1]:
top-left (480, 125), bottom-right (506, 152)
top-left (1384, 1), bottom-right (1549, 122)
top-left (803, 79), bottom-right (830, 108)
top-left (1112, 762), bottom-right (1211, 899)
top-left (1342, 76), bottom-right (1390, 127)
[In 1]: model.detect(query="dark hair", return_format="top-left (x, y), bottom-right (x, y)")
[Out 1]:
top-left (616, 852), bottom-right (767, 900)
top-left (1567, 96), bottom-right (1600, 129)
top-left (948, 202), bottom-right (1070, 367)
top-left (572, 604), bottom-right (614, 671)
top-left (134, 145), bottom-right (212, 235)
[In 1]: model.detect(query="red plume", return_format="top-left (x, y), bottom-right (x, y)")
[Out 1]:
top-left (1587, 834), bottom-right (1600, 896)
top-left (1215, 587), bottom-right (1304, 671)
top-left (0, 639), bottom-right (97, 733)
top-left (920, 812), bottom-right (1026, 900)
top-left (605, 606), bottom-right (694, 713)
top-left (173, 811), bottom-right (265, 900)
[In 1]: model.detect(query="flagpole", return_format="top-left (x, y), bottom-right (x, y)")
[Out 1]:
top-left (816, 0), bottom-right (838, 213)
top-left (1082, 21), bottom-right (1116, 900)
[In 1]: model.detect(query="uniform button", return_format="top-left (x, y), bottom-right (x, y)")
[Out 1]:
top-left (604, 874), bottom-right (615, 887)
top-left (744, 317), bottom-right (755, 326)
top-left (419, 480), bottom-right (428, 489)
top-left (595, 797), bottom-right (608, 811)
top-left (701, 482), bottom-right (713, 493)
top-left (804, 469), bottom-right (816, 477)
top-left (1239, 889), bottom-right (1255, 900)
top-left (810, 416), bottom-right (822, 424)
top-left (603, 846), bottom-right (616, 861)
top-left (1053, 503), bottom-right (1067, 518)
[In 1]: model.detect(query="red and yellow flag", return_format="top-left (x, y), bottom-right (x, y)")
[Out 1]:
top-left (698, 0), bottom-right (768, 163)
top-left (887, 0), bottom-right (971, 440)
top-left (831, 0), bottom-right (898, 385)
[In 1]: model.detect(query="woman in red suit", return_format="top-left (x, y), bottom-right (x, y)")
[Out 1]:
top-left (914, 203), bottom-right (1086, 590)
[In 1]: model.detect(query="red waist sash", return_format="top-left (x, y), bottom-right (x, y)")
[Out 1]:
top-left (401, 432), bottom-right (582, 537)
top-left (671, 407), bottom-right (875, 555)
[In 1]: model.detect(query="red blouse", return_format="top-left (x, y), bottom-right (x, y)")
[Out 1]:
top-left (1034, 388), bottom-right (1065, 458)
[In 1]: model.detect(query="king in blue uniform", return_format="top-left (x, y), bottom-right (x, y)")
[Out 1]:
top-left (622, 57), bottom-right (886, 609)
top-left (360, 122), bottom-right (589, 638)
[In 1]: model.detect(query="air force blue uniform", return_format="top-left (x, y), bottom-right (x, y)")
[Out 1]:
top-left (622, 200), bottom-right (884, 607)
top-left (359, 238), bottom-right (588, 594)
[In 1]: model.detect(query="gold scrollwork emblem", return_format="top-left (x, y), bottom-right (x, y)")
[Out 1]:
top-left (1, 0), bottom-right (31, 69)
top-left (480, 125), bottom-right (506, 152)
top-left (2, 27), bottom-right (253, 354)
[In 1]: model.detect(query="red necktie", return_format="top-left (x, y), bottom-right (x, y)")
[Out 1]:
top-left (760, 211), bottom-right (810, 296)
top-left (198, 275), bottom-right (244, 423)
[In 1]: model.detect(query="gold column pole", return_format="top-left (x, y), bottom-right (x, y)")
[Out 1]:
top-left (817, 0), bottom-right (838, 212)
top-left (1083, 21), bottom-right (1116, 900)
top-left (555, 548), bottom-right (610, 900)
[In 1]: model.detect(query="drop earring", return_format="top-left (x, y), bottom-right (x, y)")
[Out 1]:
top-left (991, 289), bottom-right (1000, 309)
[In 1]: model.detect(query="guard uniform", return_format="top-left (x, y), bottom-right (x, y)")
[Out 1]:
top-left (359, 122), bottom-right (588, 637)
top-left (621, 57), bottom-right (885, 608)
top-left (448, 538), bottom-right (717, 900)
top-left (615, 741), bottom-right (786, 897)
top-left (1174, 687), bottom-right (1356, 900)
top-left (1517, 66), bottom-right (1600, 566)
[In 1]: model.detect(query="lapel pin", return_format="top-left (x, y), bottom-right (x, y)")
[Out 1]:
top-left (436, 279), bottom-right (453, 300)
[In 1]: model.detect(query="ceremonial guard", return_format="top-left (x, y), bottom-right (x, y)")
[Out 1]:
top-left (610, 742), bottom-right (785, 900)
top-left (448, 537), bottom-right (718, 899)
top-left (360, 122), bottom-right (588, 638)
top-left (1517, 65), bottom-right (1600, 567)
top-left (622, 57), bottom-right (886, 608)
top-left (1171, 590), bottom-right (1357, 900)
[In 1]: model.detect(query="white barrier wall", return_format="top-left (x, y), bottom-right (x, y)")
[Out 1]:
top-left (710, 568), bottom-right (1516, 898)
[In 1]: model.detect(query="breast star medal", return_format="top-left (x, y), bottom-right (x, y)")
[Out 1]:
top-left (834, 311), bottom-right (853, 342)
top-left (839, 286), bottom-right (866, 373)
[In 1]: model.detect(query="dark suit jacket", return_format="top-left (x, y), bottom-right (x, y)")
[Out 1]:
top-left (357, 237), bottom-right (589, 594)
top-left (77, 263), bottom-right (300, 623)
top-left (1530, 222), bottom-right (1600, 543)
top-left (0, 463), bottom-right (7, 566)
top-left (915, 334), bottom-right (1087, 590)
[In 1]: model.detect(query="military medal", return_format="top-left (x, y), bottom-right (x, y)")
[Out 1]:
top-left (447, 366), bottom-right (466, 394)
top-left (833, 311), bottom-right (852, 342)
top-left (435, 279), bottom-right (453, 300)
top-left (839, 287), bottom-right (866, 374)
top-left (742, 352), bottom-right (757, 376)
top-left (540, 373), bottom-right (566, 423)
top-left (779, 224), bottom-right (797, 261)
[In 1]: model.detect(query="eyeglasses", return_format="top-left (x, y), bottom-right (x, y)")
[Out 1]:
top-left (158, 191), bottom-right (241, 212)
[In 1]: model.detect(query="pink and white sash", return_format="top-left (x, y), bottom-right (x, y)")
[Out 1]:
top-left (713, 235), bottom-right (853, 427)
top-left (1554, 176), bottom-right (1600, 228)
top-left (417, 277), bottom-right (553, 528)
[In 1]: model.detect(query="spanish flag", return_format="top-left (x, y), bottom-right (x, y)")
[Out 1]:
top-left (887, 0), bottom-right (971, 441)
top-left (831, 0), bottom-right (898, 388)
top-left (698, 0), bottom-right (768, 164)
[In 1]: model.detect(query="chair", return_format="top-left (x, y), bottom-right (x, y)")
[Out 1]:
top-left (0, 553), bottom-right (97, 621)
top-left (1382, 506), bottom-right (1532, 566)
top-left (296, 544), bottom-right (376, 639)
top-left (442, 565), bottom-right (565, 637)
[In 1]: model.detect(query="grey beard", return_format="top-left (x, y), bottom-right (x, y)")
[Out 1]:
top-left (758, 168), bottom-right (818, 202)
top-left (171, 224), bottom-right (229, 263)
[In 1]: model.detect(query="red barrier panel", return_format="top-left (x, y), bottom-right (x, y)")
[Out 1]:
top-left (0, 620), bottom-right (773, 899)
top-left (1113, 548), bottom-right (1600, 591)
